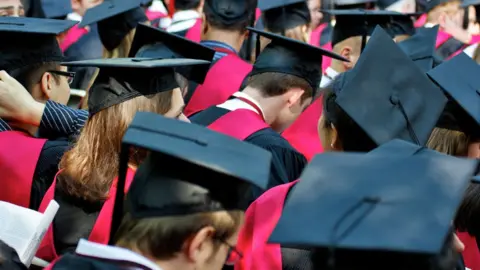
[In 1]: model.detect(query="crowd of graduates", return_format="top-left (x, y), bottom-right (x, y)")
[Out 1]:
top-left (0, 0), bottom-right (479, 269)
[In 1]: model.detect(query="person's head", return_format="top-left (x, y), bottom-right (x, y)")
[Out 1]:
top-left (426, 0), bottom-right (462, 25)
top-left (175, 0), bottom-right (204, 12)
top-left (246, 72), bottom-right (313, 132)
top-left (115, 211), bottom-right (244, 270)
top-left (331, 35), bottom-right (365, 71)
top-left (0, 0), bottom-right (23, 17)
top-left (71, 0), bottom-right (103, 17)
top-left (308, 0), bottom-right (323, 29)
top-left (9, 62), bottom-right (71, 105)
top-left (103, 28), bottom-right (137, 58)
top-left (427, 128), bottom-right (480, 158)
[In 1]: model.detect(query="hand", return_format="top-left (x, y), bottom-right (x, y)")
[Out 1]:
top-left (0, 71), bottom-right (45, 126)
top-left (441, 14), bottom-right (472, 44)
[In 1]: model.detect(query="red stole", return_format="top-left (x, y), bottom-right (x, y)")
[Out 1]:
top-left (145, 9), bottom-right (168, 21)
top-left (184, 50), bottom-right (253, 117)
top-left (60, 25), bottom-right (89, 52)
top-left (282, 97), bottom-right (324, 161)
top-left (0, 131), bottom-right (46, 208)
top-left (414, 14), bottom-right (427, 28)
top-left (255, 8), bottom-right (261, 21)
top-left (36, 169), bottom-right (137, 262)
top-left (208, 109), bottom-right (268, 141)
top-left (235, 181), bottom-right (298, 270)
top-left (185, 18), bottom-right (202, 43)
top-left (436, 29), bottom-right (453, 49)
top-left (457, 231), bottom-right (480, 270)
top-left (309, 23), bottom-right (327, 47)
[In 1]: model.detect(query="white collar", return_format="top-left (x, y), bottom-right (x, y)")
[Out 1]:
top-left (171, 10), bottom-right (200, 22)
top-left (75, 239), bottom-right (163, 270)
top-left (325, 67), bottom-right (340, 81)
top-left (67, 12), bottom-right (82, 22)
top-left (217, 92), bottom-right (266, 120)
top-left (149, 0), bottom-right (168, 13)
top-left (424, 22), bottom-right (437, 28)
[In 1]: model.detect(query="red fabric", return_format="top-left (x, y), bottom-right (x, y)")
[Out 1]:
top-left (282, 97), bottom-right (324, 161)
top-left (414, 14), bottom-right (427, 28)
top-left (185, 18), bottom-right (202, 43)
top-left (309, 23), bottom-right (327, 47)
top-left (59, 25), bottom-right (88, 52)
top-left (145, 9), bottom-right (167, 21)
top-left (321, 42), bottom-right (333, 73)
top-left (255, 8), bottom-right (262, 21)
top-left (436, 30), bottom-right (452, 49)
top-left (43, 257), bottom-right (61, 270)
top-left (208, 109), bottom-right (268, 140)
top-left (0, 131), bottom-right (46, 208)
top-left (184, 53), bottom-right (253, 117)
top-left (36, 168), bottom-right (137, 262)
top-left (235, 181), bottom-right (298, 270)
top-left (458, 232), bottom-right (480, 270)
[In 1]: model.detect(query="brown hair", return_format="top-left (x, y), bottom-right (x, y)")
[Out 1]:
top-left (58, 91), bottom-right (173, 202)
top-left (247, 72), bottom-right (314, 102)
top-left (115, 210), bottom-right (244, 260)
top-left (9, 62), bottom-right (61, 92)
top-left (426, 127), bottom-right (471, 156)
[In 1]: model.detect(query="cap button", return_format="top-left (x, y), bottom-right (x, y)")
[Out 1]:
top-left (390, 94), bottom-right (400, 105)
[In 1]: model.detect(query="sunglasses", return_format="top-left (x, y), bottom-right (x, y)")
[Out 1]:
top-left (48, 70), bottom-right (76, 85)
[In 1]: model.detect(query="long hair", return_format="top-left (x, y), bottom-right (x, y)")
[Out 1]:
top-left (58, 91), bottom-right (173, 202)
top-left (426, 127), bottom-right (471, 156)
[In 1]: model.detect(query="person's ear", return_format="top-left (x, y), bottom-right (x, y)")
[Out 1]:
top-left (286, 88), bottom-right (305, 109)
top-left (39, 72), bottom-right (55, 100)
top-left (330, 123), bottom-right (342, 151)
top-left (185, 226), bottom-right (216, 264)
top-left (340, 46), bottom-right (355, 70)
top-left (201, 13), bottom-right (209, 36)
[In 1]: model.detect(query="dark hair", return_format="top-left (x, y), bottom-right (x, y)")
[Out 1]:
top-left (175, 0), bottom-right (202, 10)
top-left (454, 181), bottom-right (480, 238)
top-left (9, 62), bottom-right (61, 93)
top-left (321, 73), bottom-right (377, 152)
top-left (203, 0), bottom-right (256, 32)
top-left (247, 72), bottom-right (313, 102)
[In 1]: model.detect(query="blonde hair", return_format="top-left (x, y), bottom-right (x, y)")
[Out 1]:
top-left (115, 210), bottom-right (244, 260)
top-left (427, 127), bottom-right (471, 156)
top-left (427, 0), bottom-right (461, 23)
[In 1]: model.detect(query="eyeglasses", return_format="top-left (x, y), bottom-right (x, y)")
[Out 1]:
top-left (48, 70), bottom-right (76, 85)
top-left (215, 238), bottom-right (243, 266)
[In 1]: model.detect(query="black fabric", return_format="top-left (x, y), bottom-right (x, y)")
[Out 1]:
top-left (53, 253), bottom-right (122, 270)
top-left (203, 0), bottom-right (257, 26)
top-left (319, 24), bottom-right (333, 46)
top-left (281, 248), bottom-right (315, 270)
top-left (53, 181), bottom-right (103, 255)
top-left (436, 37), bottom-right (466, 59)
top-left (190, 106), bottom-right (307, 202)
top-left (24, 0), bottom-right (46, 18)
top-left (0, 240), bottom-right (27, 270)
top-left (30, 138), bottom-right (70, 210)
top-left (262, 1), bottom-right (311, 33)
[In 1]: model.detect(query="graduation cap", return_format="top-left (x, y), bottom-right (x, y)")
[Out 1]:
top-left (330, 26), bottom-right (447, 146)
top-left (389, 13), bottom-right (417, 37)
top-left (0, 17), bottom-right (77, 71)
top-left (79, 0), bottom-right (148, 51)
top-left (258, 0), bottom-right (311, 34)
top-left (203, 0), bottom-right (257, 26)
top-left (61, 58), bottom-right (210, 116)
top-left (109, 111), bottom-right (272, 243)
top-left (461, 0), bottom-right (480, 7)
top-left (398, 26), bottom-right (439, 72)
top-left (41, 0), bottom-right (73, 19)
top-left (269, 151), bottom-right (479, 269)
top-left (323, 9), bottom-right (414, 51)
top-left (247, 27), bottom-right (348, 98)
top-left (334, 0), bottom-right (378, 9)
top-left (128, 23), bottom-right (215, 85)
top-left (427, 53), bottom-right (480, 138)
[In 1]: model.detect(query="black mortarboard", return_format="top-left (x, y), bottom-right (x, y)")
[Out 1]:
top-left (0, 17), bottom-right (77, 71)
top-left (323, 9), bottom-right (412, 50)
top-left (427, 53), bottom-right (480, 138)
top-left (398, 26), bottom-right (439, 72)
top-left (334, 0), bottom-right (377, 8)
top-left (330, 26), bottom-right (447, 146)
top-left (203, 0), bottom-right (257, 27)
top-left (425, 0), bottom-right (456, 11)
top-left (269, 151), bottom-right (479, 269)
top-left (42, 0), bottom-right (72, 19)
top-left (109, 112), bottom-right (272, 243)
top-left (128, 23), bottom-right (215, 85)
top-left (247, 27), bottom-right (348, 97)
top-left (258, 0), bottom-right (311, 33)
top-left (376, 0), bottom-right (400, 9)
top-left (389, 13), bottom-right (417, 37)
top-left (461, 0), bottom-right (480, 7)
top-left (61, 58), bottom-right (210, 116)
top-left (79, 0), bottom-right (148, 51)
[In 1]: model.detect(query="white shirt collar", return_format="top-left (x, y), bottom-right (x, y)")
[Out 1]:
top-left (67, 12), bottom-right (82, 22)
top-left (424, 22), bottom-right (437, 28)
top-left (75, 239), bottom-right (163, 270)
top-left (325, 67), bottom-right (340, 81)
top-left (149, 0), bottom-right (168, 13)
top-left (217, 92), bottom-right (266, 120)
top-left (171, 10), bottom-right (200, 23)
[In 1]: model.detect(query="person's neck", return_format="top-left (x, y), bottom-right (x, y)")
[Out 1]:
top-left (329, 60), bottom-right (346, 73)
top-left (11, 122), bottom-right (37, 137)
top-left (202, 28), bottom-right (245, 52)
top-left (241, 86), bottom-right (284, 126)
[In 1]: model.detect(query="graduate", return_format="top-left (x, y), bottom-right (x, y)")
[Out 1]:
top-left (307, 0), bottom-right (324, 46)
top-left (45, 111), bottom-right (271, 270)
top-left (166, 0), bottom-right (203, 42)
top-left (377, 0), bottom-right (416, 13)
top-left (191, 28), bottom-right (346, 200)
top-left (235, 27), bottom-right (448, 270)
top-left (0, 0), bottom-right (24, 16)
top-left (0, 17), bottom-right (78, 210)
top-left (183, 0), bottom-right (257, 117)
top-left (269, 149), bottom-right (479, 270)
top-left (282, 10), bottom-right (415, 162)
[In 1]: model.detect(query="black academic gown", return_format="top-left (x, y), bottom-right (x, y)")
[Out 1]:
top-left (0, 241), bottom-right (27, 270)
top-left (51, 253), bottom-right (122, 270)
top-left (436, 37), bottom-right (466, 60)
top-left (190, 106), bottom-right (307, 200)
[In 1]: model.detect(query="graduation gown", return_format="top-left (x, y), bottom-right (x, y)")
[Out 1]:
top-left (190, 98), bottom-right (306, 201)
top-left (36, 169), bottom-right (136, 262)
top-left (0, 131), bottom-right (68, 210)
